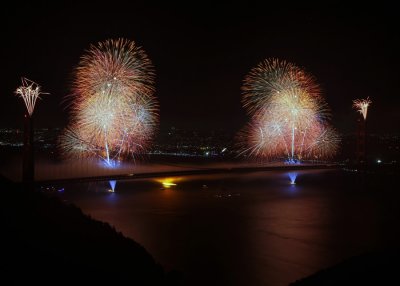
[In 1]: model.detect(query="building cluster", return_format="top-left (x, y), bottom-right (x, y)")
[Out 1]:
top-left (0, 127), bottom-right (236, 158)
top-left (1, 127), bottom-right (399, 163)
top-left (339, 133), bottom-right (399, 164)
top-left (0, 128), bottom-right (59, 149)
top-left (150, 127), bottom-right (234, 157)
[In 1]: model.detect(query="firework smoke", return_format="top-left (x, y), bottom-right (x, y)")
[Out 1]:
top-left (60, 39), bottom-right (158, 166)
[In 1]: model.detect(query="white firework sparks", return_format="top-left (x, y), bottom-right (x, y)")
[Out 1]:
top-left (15, 78), bottom-right (47, 116)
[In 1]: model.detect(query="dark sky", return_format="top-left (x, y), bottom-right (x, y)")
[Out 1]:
top-left (2, 2), bottom-right (399, 134)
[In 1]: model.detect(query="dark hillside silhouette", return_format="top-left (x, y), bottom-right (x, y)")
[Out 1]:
top-left (0, 176), bottom-right (179, 285)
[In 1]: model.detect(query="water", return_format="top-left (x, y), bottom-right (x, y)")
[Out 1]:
top-left (57, 169), bottom-right (400, 286)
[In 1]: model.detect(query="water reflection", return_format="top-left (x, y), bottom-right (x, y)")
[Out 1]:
top-left (58, 170), bottom-right (398, 286)
top-left (288, 172), bottom-right (298, 185)
top-left (108, 180), bottom-right (117, 192)
top-left (155, 177), bottom-right (182, 189)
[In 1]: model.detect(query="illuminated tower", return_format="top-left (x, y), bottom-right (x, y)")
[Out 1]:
top-left (353, 98), bottom-right (371, 164)
top-left (15, 78), bottom-right (47, 188)
top-left (355, 117), bottom-right (366, 163)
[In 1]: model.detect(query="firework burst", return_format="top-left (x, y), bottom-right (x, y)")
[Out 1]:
top-left (15, 78), bottom-right (47, 116)
top-left (60, 38), bottom-right (158, 166)
top-left (352, 97), bottom-right (371, 120)
top-left (239, 58), bottom-right (339, 161)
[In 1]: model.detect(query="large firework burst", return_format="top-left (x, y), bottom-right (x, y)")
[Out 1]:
top-left (60, 38), bottom-right (158, 166)
top-left (239, 59), bottom-right (339, 161)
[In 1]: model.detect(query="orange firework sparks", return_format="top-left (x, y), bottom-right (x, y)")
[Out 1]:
top-left (239, 58), bottom-right (339, 161)
top-left (60, 39), bottom-right (158, 166)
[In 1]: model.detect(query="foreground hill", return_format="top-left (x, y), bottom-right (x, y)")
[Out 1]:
top-left (0, 176), bottom-right (178, 285)
top-left (291, 250), bottom-right (400, 285)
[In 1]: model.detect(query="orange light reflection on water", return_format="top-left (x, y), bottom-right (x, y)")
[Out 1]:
top-left (155, 177), bottom-right (182, 188)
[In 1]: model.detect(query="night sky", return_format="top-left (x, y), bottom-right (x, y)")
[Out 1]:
top-left (2, 2), bottom-right (399, 134)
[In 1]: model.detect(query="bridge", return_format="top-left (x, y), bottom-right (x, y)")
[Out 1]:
top-left (36, 163), bottom-right (341, 186)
